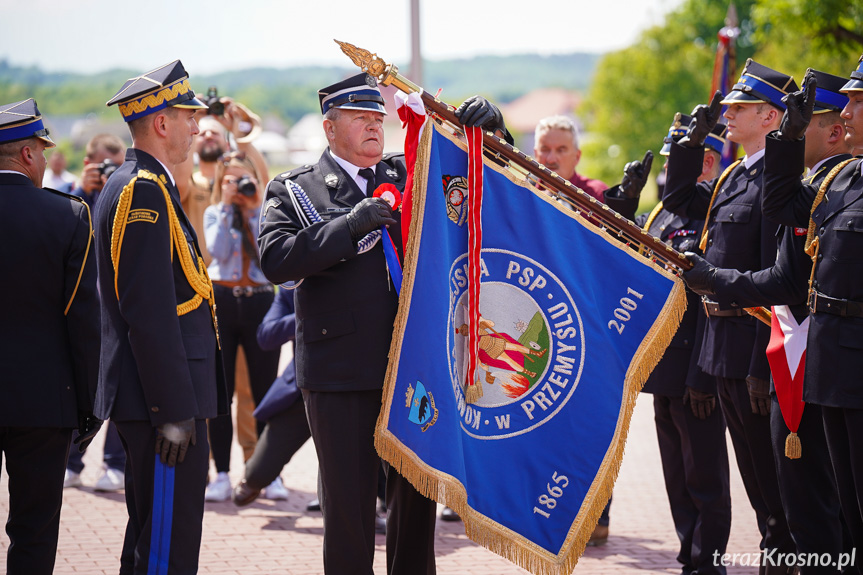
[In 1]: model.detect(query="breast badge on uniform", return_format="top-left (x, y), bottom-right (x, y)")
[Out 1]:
top-left (445, 249), bottom-right (583, 439)
top-left (406, 382), bottom-right (438, 432)
top-left (442, 175), bottom-right (468, 226)
top-left (264, 197), bottom-right (282, 217)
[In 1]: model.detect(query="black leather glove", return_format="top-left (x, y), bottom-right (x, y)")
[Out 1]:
top-left (683, 91), bottom-right (723, 148)
top-left (346, 197), bottom-right (396, 241)
top-left (74, 412), bottom-right (103, 453)
top-left (155, 418), bottom-right (196, 466)
top-left (454, 95), bottom-right (507, 134)
top-left (682, 252), bottom-right (717, 295)
top-left (683, 387), bottom-right (716, 420)
top-left (620, 150), bottom-right (654, 199)
top-left (746, 376), bottom-right (771, 416)
top-left (779, 69), bottom-right (816, 141)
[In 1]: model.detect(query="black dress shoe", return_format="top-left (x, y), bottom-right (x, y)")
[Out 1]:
top-left (306, 498), bottom-right (321, 512)
top-left (232, 480), bottom-right (261, 507)
top-left (440, 506), bottom-right (461, 522)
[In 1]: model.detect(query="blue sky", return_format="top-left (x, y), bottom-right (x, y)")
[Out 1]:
top-left (4, 0), bottom-right (684, 74)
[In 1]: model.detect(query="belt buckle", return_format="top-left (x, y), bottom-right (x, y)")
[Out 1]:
top-left (232, 286), bottom-right (247, 297)
top-left (808, 290), bottom-right (818, 314)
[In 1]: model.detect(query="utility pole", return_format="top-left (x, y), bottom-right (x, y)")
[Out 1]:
top-left (410, 0), bottom-right (423, 85)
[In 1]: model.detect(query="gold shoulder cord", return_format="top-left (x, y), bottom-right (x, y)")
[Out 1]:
top-left (642, 201), bottom-right (664, 233)
top-left (64, 200), bottom-right (93, 315)
top-left (698, 159), bottom-right (743, 252)
top-left (804, 158), bottom-right (857, 300)
top-left (110, 171), bottom-right (219, 344)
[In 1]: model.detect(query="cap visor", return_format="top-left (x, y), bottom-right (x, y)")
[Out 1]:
top-left (720, 90), bottom-right (765, 105)
top-left (335, 103), bottom-right (387, 115)
top-left (173, 96), bottom-right (208, 110)
top-left (840, 79), bottom-right (863, 93)
top-left (38, 134), bottom-right (56, 148)
top-left (660, 142), bottom-right (672, 156)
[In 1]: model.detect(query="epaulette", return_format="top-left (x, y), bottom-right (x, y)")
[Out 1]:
top-left (382, 152), bottom-right (406, 163)
top-left (275, 165), bottom-right (314, 182)
top-left (42, 186), bottom-right (86, 203)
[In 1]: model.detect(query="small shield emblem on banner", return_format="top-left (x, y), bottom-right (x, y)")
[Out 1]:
top-left (406, 382), bottom-right (438, 432)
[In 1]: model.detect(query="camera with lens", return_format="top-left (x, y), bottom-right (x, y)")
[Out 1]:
top-left (236, 175), bottom-right (257, 197)
top-left (97, 159), bottom-right (118, 180)
top-left (206, 86), bottom-right (225, 116)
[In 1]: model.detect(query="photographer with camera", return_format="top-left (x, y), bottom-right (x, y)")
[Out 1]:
top-left (183, 87), bottom-right (267, 267)
top-left (70, 133), bottom-right (124, 208)
top-left (203, 151), bottom-right (281, 502)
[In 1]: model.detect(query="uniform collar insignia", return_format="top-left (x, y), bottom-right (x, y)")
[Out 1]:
top-left (385, 168), bottom-right (398, 179)
top-left (325, 173), bottom-right (339, 188)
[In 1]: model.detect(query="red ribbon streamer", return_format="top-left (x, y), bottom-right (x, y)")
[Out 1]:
top-left (765, 306), bottom-right (806, 433)
top-left (465, 126), bottom-right (484, 396)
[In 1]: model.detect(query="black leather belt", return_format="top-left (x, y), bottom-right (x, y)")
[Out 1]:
top-left (702, 297), bottom-right (746, 317)
top-left (216, 284), bottom-right (274, 298)
top-left (808, 290), bottom-right (863, 317)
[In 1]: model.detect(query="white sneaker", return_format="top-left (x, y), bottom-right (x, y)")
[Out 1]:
top-left (205, 472), bottom-right (232, 502)
top-left (94, 467), bottom-right (125, 492)
top-left (63, 469), bottom-right (82, 488)
top-left (263, 477), bottom-right (289, 500)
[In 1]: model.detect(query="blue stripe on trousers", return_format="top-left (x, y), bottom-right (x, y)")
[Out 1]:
top-left (148, 455), bottom-right (175, 575)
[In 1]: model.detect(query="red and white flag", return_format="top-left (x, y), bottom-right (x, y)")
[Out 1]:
top-left (765, 304), bottom-right (809, 458)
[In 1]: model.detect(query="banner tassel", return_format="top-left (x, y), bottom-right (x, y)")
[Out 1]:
top-left (785, 432), bottom-right (802, 459)
top-left (465, 378), bottom-right (483, 403)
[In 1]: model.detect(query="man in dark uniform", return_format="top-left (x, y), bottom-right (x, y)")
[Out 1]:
top-left (605, 116), bottom-right (732, 574)
top-left (688, 58), bottom-right (863, 572)
top-left (684, 70), bottom-right (858, 574)
top-left (257, 73), bottom-right (507, 575)
top-left (662, 60), bottom-right (797, 569)
top-left (94, 61), bottom-right (227, 574)
top-left (0, 99), bottom-right (100, 574)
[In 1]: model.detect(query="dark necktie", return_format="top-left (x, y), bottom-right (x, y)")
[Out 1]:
top-left (359, 167), bottom-right (376, 195)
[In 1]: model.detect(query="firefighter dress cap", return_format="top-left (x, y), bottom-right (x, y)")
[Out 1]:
top-left (840, 54), bottom-right (863, 93)
top-left (721, 59), bottom-right (798, 110)
top-left (810, 69), bottom-right (850, 113)
top-left (0, 99), bottom-right (55, 148)
top-left (107, 60), bottom-right (207, 122)
top-left (318, 73), bottom-right (387, 115)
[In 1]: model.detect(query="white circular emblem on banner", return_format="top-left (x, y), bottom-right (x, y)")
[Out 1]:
top-left (447, 249), bottom-right (585, 439)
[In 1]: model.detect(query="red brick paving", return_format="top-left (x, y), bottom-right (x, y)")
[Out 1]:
top-left (1, 394), bottom-right (762, 574)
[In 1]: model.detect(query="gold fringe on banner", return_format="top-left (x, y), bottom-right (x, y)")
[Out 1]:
top-left (785, 432), bottom-right (802, 459)
top-left (376, 121), bottom-right (687, 575)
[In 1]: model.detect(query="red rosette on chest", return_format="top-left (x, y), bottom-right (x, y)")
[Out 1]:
top-left (373, 183), bottom-right (401, 211)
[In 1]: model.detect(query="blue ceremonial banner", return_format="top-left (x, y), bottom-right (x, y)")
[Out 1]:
top-left (377, 122), bottom-right (685, 575)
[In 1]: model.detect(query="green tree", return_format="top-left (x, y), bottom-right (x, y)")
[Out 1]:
top-left (579, 0), bottom-right (757, 195)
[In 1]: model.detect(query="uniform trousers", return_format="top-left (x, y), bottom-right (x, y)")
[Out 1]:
top-left (822, 406), bottom-right (863, 573)
top-left (243, 398), bottom-right (311, 490)
top-left (0, 426), bottom-right (71, 575)
top-left (209, 285), bottom-right (280, 472)
top-left (770, 397), bottom-right (849, 574)
top-left (654, 394), bottom-right (731, 575)
top-left (302, 388), bottom-right (436, 575)
top-left (716, 377), bottom-right (793, 555)
top-left (115, 420), bottom-right (209, 575)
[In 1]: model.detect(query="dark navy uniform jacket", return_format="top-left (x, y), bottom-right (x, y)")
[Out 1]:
top-left (761, 134), bottom-right (863, 408)
top-left (605, 190), bottom-right (713, 396)
top-left (0, 172), bottom-right (99, 427)
top-left (258, 149), bottom-right (406, 393)
top-left (663, 142), bottom-right (777, 381)
top-left (93, 149), bottom-right (226, 424)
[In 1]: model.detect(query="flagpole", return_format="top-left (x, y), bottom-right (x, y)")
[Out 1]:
top-left (335, 40), bottom-right (693, 274)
